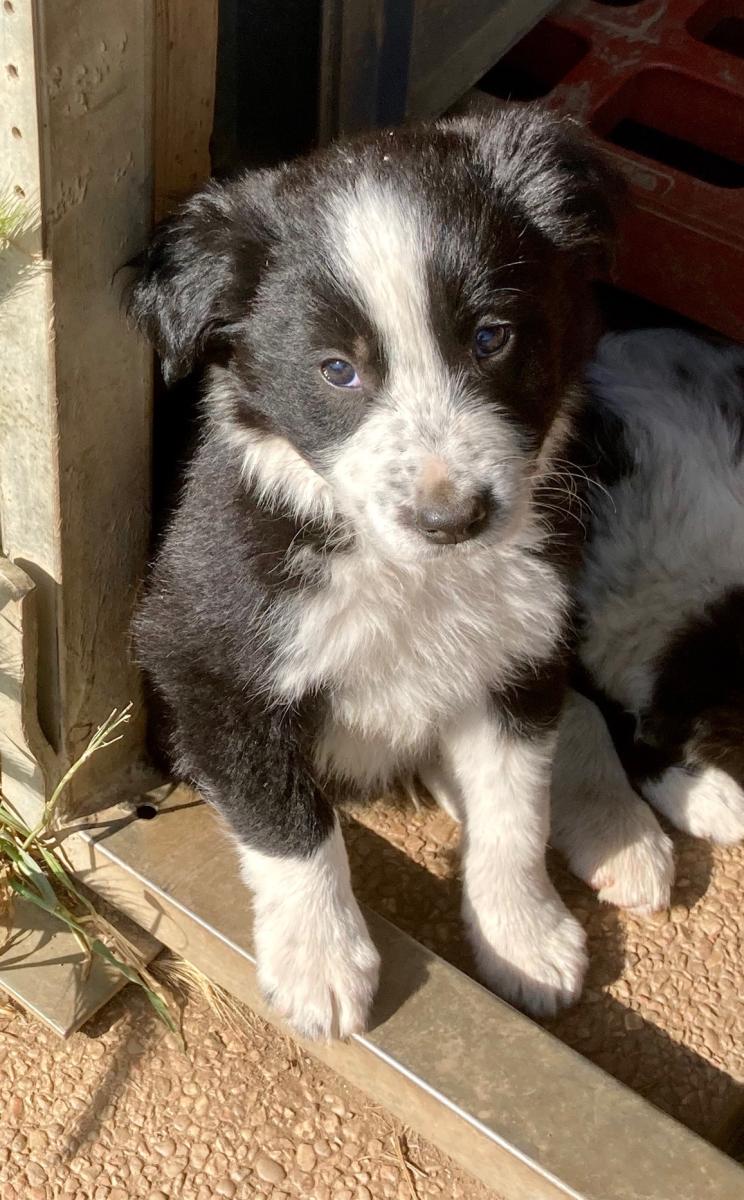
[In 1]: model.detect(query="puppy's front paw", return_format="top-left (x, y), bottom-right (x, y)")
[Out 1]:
top-left (254, 900), bottom-right (380, 1041)
top-left (644, 765), bottom-right (744, 846)
top-left (587, 824), bottom-right (674, 916)
top-left (561, 796), bottom-right (675, 916)
top-left (464, 890), bottom-right (587, 1018)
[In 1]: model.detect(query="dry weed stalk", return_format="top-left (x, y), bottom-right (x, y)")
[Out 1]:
top-left (0, 705), bottom-right (177, 1034)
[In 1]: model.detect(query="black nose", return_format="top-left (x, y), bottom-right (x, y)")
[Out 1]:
top-left (414, 492), bottom-right (490, 544)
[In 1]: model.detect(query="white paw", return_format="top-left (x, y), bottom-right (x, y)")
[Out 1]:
top-left (644, 765), bottom-right (744, 845)
top-left (254, 901), bottom-right (380, 1040)
top-left (240, 821), bottom-right (380, 1040)
top-left (561, 803), bottom-right (675, 916)
top-left (587, 826), bottom-right (674, 915)
top-left (464, 889), bottom-right (587, 1018)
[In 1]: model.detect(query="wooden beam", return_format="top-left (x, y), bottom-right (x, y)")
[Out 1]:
top-left (0, 2), bottom-right (156, 809)
top-left (0, 560), bottom-right (54, 825)
top-left (154, 0), bottom-right (219, 219)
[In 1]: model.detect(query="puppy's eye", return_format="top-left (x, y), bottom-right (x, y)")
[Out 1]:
top-left (474, 323), bottom-right (511, 359)
top-left (320, 358), bottom-right (361, 388)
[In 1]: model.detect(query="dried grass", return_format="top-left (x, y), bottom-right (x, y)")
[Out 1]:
top-left (0, 705), bottom-right (178, 1035)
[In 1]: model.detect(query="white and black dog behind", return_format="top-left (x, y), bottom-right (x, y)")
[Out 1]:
top-left (564, 329), bottom-right (744, 858)
top-left (129, 105), bottom-right (645, 1039)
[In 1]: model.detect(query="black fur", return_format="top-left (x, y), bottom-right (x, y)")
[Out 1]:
top-left (133, 436), bottom-right (336, 856)
top-left (575, 589), bottom-right (744, 793)
top-left (644, 587), bottom-right (744, 789)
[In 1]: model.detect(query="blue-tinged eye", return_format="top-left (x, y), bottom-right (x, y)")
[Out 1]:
top-left (474, 323), bottom-right (511, 359)
top-left (320, 358), bottom-right (361, 388)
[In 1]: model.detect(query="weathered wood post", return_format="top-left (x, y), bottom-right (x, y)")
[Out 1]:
top-left (1, 2), bottom-right (155, 820)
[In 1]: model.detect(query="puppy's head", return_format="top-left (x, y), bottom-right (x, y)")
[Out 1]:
top-left (130, 107), bottom-right (624, 558)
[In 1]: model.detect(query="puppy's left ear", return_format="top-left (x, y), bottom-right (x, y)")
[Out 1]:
top-left (451, 106), bottom-right (626, 269)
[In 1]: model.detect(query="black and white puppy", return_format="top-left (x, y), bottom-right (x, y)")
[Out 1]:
top-left (569, 329), bottom-right (744, 851)
top-left (130, 108), bottom-right (625, 1038)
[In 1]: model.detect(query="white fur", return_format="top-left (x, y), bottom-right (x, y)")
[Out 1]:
top-left (422, 692), bottom-right (676, 915)
top-left (239, 818), bottom-right (380, 1039)
top-left (643, 765), bottom-right (744, 845)
top-left (418, 754), bottom-right (464, 821)
top-left (239, 431), bottom-right (334, 524)
top-left (210, 369), bottom-right (335, 525)
top-left (580, 329), bottom-right (744, 715)
top-left (279, 537), bottom-right (568, 789)
top-left (441, 701), bottom-right (587, 1016)
top-left (551, 692), bottom-right (674, 914)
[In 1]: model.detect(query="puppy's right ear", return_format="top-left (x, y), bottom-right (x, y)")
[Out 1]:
top-left (128, 169), bottom-right (278, 385)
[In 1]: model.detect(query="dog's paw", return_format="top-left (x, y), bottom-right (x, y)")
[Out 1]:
top-left (464, 890), bottom-right (587, 1018)
top-left (644, 765), bottom-right (744, 846)
top-left (561, 797), bottom-right (675, 916)
top-left (255, 901), bottom-right (380, 1040)
top-left (587, 823), bottom-right (674, 915)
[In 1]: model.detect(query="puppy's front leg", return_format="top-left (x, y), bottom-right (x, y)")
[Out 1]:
top-left (442, 698), bottom-right (587, 1016)
top-left (240, 815), bottom-right (379, 1040)
top-left (188, 704), bottom-right (379, 1040)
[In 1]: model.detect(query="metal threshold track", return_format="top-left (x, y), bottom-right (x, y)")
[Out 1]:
top-left (55, 784), bottom-right (743, 1200)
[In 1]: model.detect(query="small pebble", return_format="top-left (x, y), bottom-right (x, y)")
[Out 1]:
top-left (190, 1144), bottom-right (210, 1168)
top-left (254, 1154), bottom-right (286, 1185)
top-left (296, 1144), bottom-right (316, 1172)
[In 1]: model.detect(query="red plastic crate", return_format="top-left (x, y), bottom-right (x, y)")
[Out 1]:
top-left (480, 1), bottom-right (744, 341)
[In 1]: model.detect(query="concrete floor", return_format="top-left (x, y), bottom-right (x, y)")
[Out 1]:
top-left (0, 967), bottom-right (498, 1200)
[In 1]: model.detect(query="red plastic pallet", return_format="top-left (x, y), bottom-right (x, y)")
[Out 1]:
top-left (481, 1), bottom-right (744, 340)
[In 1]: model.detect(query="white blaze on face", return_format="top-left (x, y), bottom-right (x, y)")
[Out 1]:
top-left (326, 178), bottom-right (529, 553)
top-left (332, 180), bottom-right (452, 432)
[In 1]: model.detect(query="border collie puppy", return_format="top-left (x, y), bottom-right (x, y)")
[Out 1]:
top-left (569, 330), bottom-right (744, 850)
top-left (130, 108), bottom-right (625, 1038)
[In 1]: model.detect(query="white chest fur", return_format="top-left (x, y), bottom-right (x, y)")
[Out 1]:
top-left (268, 533), bottom-right (567, 785)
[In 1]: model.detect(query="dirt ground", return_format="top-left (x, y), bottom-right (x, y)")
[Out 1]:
top-left (2, 786), bottom-right (743, 1199)
top-left (0, 966), bottom-right (498, 1200)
